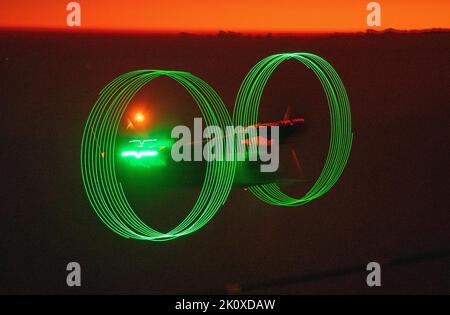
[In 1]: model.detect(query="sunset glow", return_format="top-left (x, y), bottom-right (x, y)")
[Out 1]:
top-left (0, 0), bottom-right (449, 33)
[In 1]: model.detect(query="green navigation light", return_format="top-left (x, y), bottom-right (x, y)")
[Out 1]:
top-left (121, 150), bottom-right (158, 158)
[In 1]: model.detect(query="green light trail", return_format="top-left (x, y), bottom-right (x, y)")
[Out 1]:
top-left (81, 53), bottom-right (352, 241)
top-left (81, 70), bottom-right (236, 241)
top-left (234, 53), bottom-right (353, 206)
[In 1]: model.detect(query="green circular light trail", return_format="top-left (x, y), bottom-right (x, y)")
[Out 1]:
top-left (234, 53), bottom-right (353, 206)
top-left (81, 53), bottom-right (353, 242)
top-left (81, 70), bottom-right (236, 241)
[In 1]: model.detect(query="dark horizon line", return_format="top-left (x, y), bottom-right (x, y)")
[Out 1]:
top-left (1, 26), bottom-right (449, 37)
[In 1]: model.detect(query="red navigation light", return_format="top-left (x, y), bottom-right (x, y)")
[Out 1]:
top-left (134, 112), bottom-right (145, 123)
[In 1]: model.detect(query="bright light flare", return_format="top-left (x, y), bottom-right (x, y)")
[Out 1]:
top-left (134, 112), bottom-right (145, 123)
top-left (121, 150), bottom-right (158, 159)
top-left (125, 108), bottom-right (151, 130)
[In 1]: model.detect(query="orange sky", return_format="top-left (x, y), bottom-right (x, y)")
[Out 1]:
top-left (0, 0), bottom-right (449, 33)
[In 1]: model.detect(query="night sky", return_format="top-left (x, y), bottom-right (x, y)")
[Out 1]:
top-left (1, 0), bottom-right (450, 294)
top-left (1, 30), bottom-right (449, 294)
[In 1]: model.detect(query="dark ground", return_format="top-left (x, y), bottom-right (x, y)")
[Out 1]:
top-left (0, 30), bottom-right (449, 294)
